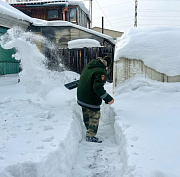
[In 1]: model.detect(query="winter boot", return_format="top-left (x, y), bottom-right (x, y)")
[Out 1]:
top-left (86, 136), bottom-right (102, 143)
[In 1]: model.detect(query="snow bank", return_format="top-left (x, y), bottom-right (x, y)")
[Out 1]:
top-left (115, 27), bottom-right (180, 76)
top-left (0, 27), bottom-right (82, 177)
top-left (113, 76), bottom-right (180, 177)
top-left (0, 94), bottom-right (82, 177)
top-left (68, 38), bottom-right (101, 49)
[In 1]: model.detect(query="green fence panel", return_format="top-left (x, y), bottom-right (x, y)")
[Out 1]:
top-left (0, 26), bottom-right (19, 75)
top-left (0, 62), bottom-right (19, 75)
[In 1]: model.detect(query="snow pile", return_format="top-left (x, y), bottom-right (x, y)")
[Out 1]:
top-left (113, 76), bottom-right (180, 176)
top-left (115, 27), bottom-right (180, 76)
top-left (0, 79), bottom-right (82, 177)
top-left (68, 39), bottom-right (101, 49)
top-left (0, 27), bottom-right (81, 177)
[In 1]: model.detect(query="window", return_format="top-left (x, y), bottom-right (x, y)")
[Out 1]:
top-left (69, 8), bottom-right (77, 22)
top-left (48, 10), bottom-right (58, 19)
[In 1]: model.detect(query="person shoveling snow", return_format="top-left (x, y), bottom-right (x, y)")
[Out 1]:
top-left (77, 56), bottom-right (114, 143)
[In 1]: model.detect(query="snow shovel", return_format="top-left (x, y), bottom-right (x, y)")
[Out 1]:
top-left (64, 80), bottom-right (79, 90)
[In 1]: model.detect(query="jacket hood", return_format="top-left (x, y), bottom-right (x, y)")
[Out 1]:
top-left (87, 58), bottom-right (106, 69)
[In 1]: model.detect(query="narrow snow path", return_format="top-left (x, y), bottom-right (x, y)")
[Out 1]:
top-left (71, 104), bottom-right (122, 177)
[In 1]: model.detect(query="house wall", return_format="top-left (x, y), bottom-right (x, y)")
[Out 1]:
top-left (91, 27), bottom-right (123, 39)
top-left (30, 26), bottom-right (114, 48)
top-left (113, 57), bottom-right (180, 88)
top-left (12, 5), bottom-right (89, 28)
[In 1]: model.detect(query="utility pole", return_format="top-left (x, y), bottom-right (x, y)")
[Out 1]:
top-left (84, 0), bottom-right (93, 27)
top-left (102, 16), bottom-right (104, 34)
top-left (134, 0), bottom-right (138, 27)
top-left (90, 0), bottom-right (92, 28)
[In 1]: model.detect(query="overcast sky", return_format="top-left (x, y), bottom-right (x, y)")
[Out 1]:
top-left (83, 0), bottom-right (180, 32)
top-left (3, 0), bottom-right (180, 33)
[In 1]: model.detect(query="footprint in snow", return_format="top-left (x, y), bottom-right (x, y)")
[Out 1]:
top-left (0, 156), bottom-right (5, 160)
top-left (34, 111), bottom-right (52, 119)
top-left (43, 125), bottom-right (54, 131)
top-left (37, 145), bottom-right (44, 149)
top-left (41, 136), bottom-right (54, 142)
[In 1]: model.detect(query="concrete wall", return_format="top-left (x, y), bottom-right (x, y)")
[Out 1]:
top-left (113, 57), bottom-right (180, 88)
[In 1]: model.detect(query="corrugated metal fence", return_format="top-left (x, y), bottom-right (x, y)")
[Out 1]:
top-left (0, 27), bottom-right (19, 75)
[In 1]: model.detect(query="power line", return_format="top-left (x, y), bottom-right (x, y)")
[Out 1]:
top-left (138, 0), bottom-right (180, 1)
top-left (93, 10), bottom-right (135, 18)
top-left (139, 24), bottom-right (180, 26)
top-left (94, 0), bottom-right (115, 30)
top-left (139, 15), bottom-right (180, 18)
top-left (139, 9), bottom-right (180, 12)
top-left (94, 17), bottom-right (134, 22)
top-left (111, 19), bottom-right (134, 22)
top-left (139, 18), bottom-right (180, 21)
top-left (93, 1), bottom-right (134, 10)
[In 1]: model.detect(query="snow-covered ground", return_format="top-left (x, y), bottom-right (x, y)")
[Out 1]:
top-left (114, 76), bottom-right (180, 177)
top-left (1, 26), bottom-right (180, 177)
top-left (1, 1), bottom-right (180, 174)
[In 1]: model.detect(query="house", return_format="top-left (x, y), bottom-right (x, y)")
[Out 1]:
top-left (8, 0), bottom-right (91, 28)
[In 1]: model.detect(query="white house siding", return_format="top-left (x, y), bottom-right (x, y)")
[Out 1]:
top-left (113, 57), bottom-right (180, 88)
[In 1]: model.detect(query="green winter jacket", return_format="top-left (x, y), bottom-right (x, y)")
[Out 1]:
top-left (77, 59), bottom-right (113, 110)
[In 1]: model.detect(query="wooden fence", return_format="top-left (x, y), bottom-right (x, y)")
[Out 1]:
top-left (58, 47), bottom-right (114, 81)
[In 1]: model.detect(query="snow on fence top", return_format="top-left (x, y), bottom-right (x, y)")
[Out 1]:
top-left (68, 39), bottom-right (101, 49)
top-left (114, 27), bottom-right (180, 76)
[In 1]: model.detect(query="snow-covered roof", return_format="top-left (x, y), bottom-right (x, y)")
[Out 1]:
top-left (8, 0), bottom-right (67, 4)
top-left (32, 19), bottom-right (115, 44)
top-left (0, 0), bottom-right (114, 45)
top-left (68, 39), bottom-right (101, 49)
top-left (68, 1), bottom-right (89, 16)
top-left (114, 27), bottom-right (180, 76)
top-left (0, 0), bottom-right (33, 23)
top-left (8, 0), bottom-right (89, 16)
